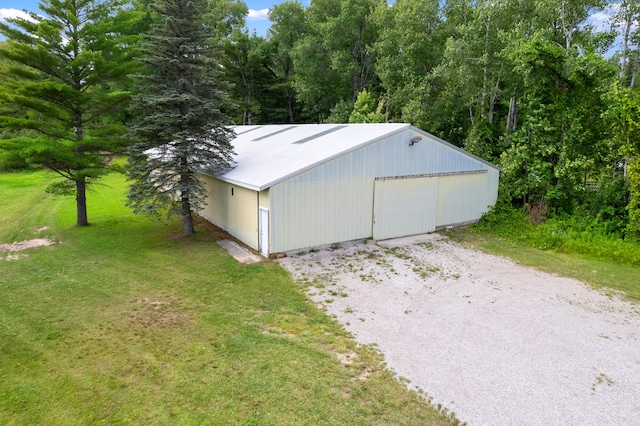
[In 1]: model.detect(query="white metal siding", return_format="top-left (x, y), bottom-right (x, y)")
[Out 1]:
top-left (357, 132), bottom-right (486, 178)
top-left (267, 131), bottom-right (497, 253)
top-left (435, 173), bottom-right (490, 227)
top-left (269, 177), bottom-right (373, 253)
top-left (373, 177), bottom-right (438, 240)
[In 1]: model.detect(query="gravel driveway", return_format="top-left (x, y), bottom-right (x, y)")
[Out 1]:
top-left (278, 235), bottom-right (640, 425)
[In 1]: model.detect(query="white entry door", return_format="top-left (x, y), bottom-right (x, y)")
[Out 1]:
top-left (259, 207), bottom-right (269, 257)
top-left (372, 176), bottom-right (438, 240)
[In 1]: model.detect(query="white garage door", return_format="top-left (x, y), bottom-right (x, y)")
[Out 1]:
top-left (372, 176), bottom-right (438, 240)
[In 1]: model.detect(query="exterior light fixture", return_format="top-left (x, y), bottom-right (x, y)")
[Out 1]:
top-left (409, 135), bottom-right (422, 146)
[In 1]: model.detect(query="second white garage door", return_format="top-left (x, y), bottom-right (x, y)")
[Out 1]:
top-left (372, 176), bottom-right (438, 240)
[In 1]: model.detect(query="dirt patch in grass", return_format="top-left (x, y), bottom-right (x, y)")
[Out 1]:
top-left (0, 238), bottom-right (56, 260)
top-left (193, 215), bottom-right (234, 241)
top-left (0, 238), bottom-right (56, 252)
top-left (128, 296), bottom-right (191, 328)
top-left (262, 324), bottom-right (296, 338)
top-left (334, 349), bottom-right (358, 366)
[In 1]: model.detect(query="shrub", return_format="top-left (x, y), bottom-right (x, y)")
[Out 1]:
top-left (473, 199), bottom-right (534, 242)
top-left (474, 197), bottom-right (640, 267)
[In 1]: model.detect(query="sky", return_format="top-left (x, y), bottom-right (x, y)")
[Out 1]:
top-left (0, 1), bottom-right (619, 47)
top-left (0, 0), bottom-right (305, 38)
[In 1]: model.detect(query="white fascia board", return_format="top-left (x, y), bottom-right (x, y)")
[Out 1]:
top-left (201, 172), bottom-right (262, 192)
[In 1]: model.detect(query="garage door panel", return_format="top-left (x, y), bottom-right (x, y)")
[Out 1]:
top-left (436, 173), bottom-right (487, 227)
top-left (373, 177), bottom-right (438, 240)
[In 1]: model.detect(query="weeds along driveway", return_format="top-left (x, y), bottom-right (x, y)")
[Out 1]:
top-left (278, 236), bottom-right (640, 425)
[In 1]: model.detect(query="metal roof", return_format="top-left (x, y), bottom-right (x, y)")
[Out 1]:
top-left (212, 123), bottom-right (499, 191)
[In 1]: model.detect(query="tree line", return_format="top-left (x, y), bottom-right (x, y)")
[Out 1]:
top-left (1, 0), bottom-right (639, 240)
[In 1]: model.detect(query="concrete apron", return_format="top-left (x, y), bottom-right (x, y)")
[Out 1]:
top-left (377, 232), bottom-right (447, 248)
top-left (217, 239), bottom-right (262, 264)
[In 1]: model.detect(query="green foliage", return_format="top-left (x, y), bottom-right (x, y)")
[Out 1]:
top-left (628, 160), bottom-right (640, 239)
top-left (472, 197), bottom-right (535, 243)
top-left (474, 199), bottom-right (640, 267)
top-left (538, 215), bottom-right (640, 266)
top-left (44, 180), bottom-right (76, 196)
top-left (222, 30), bottom-right (284, 125)
top-left (0, 0), bottom-right (140, 226)
top-left (603, 84), bottom-right (640, 239)
top-left (349, 89), bottom-right (386, 123)
top-left (127, 0), bottom-right (235, 235)
top-left (587, 176), bottom-right (630, 236)
top-left (500, 32), bottom-right (616, 212)
top-left (372, 0), bottom-right (444, 129)
top-left (325, 99), bottom-right (354, 124)
top-left (267, 1), bottom-right (309, 123)
top-left (290, 0), bottom-right (383, 121)
top-left (0, 150), bottom-right (28, 171)
top-left (204, 0), bottom-right (248, 40)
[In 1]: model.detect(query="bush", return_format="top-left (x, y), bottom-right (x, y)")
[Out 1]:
top-left (473, 197), bottom-right (640, 267)
top-left (473, 197), bottom-right (533, 240)
top-left (587, 176), bottom-right (629, 238)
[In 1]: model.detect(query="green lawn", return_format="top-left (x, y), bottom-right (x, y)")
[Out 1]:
top-left (448, 230), bottom-right (640, 301)
top-left (0, 170), bottom-right (453, 425)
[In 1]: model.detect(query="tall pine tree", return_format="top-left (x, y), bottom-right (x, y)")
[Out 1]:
top-left (127, 0), bottom-right (235, 235)
top-left (0, 0), bottom-right (139, 226)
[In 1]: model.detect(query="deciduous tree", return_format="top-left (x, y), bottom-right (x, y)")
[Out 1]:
top-left (267, 1), bottom-right (308, 123)
top-left (604, 83), bottom-right (640, 238)
top-left (291, 0), bottom-right (383, 121)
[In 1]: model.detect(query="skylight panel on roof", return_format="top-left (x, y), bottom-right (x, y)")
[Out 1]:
top-left (234, 126), bottom-right (263, 135)
top-left (292, 125), bottom-right (347, 145)
top-left (252, 125), bottom-right (298, 141)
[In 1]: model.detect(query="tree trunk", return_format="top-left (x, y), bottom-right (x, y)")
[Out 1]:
top-left (620, 14), bottom-right (631, 81)
top-left (582, 167), bottom-right (589, 203)
top-left (631, 50), bottom-right (639, 89)
top-left (488, 75), bottom-right (501, 125)
top-left (76, 177), bottom-right (88, 226)
top-left (181, 196), bottom-right (195, 235)
top-left (559, 0), bottom-right (573, 75)
top-left (506, 96), bottom-right (518, 134)
top-left (480, 15), bottom-right (491, 121)
top-left (284, 86), bottom-right (295, 123)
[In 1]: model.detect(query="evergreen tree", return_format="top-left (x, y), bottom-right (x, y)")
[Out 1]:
top-left (0, 0), bottom-right (139, 226)
top-left (127, 0), bottom-right (235, 236)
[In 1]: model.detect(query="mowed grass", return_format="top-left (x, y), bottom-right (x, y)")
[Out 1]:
top-left (448, 230), bottom-right (640, 301)
top-left (0, 170), bottom-right (452, 425)
top-left (0, 170), bottom-right (64, 243)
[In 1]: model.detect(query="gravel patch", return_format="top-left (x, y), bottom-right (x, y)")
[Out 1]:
top-left (279, 237), bottom-right (640, 425)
